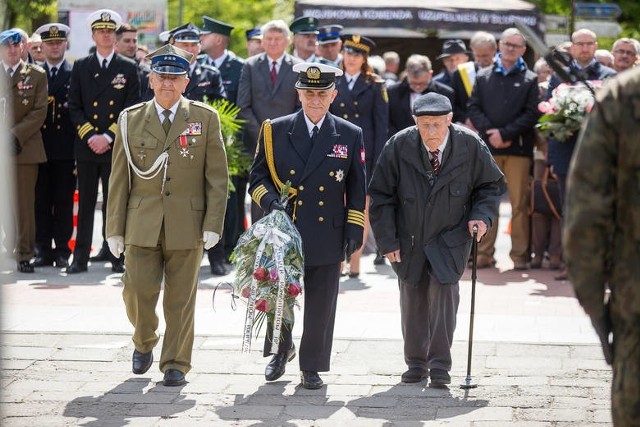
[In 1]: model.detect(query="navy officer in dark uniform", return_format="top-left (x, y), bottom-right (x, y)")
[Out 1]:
top-left (249, 62), bottom-right (366, 389)
top-left (66, 8), bottom-right (140, 274)
top-left (331, 34), bottom-right (389, 274)
top-left (159, 22), bottom-right (226, 103)
top-left (33, 23), bottom-right (75, 268)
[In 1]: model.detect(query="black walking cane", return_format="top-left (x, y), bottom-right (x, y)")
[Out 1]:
top-left (460, 224), bottom-right (479, 389)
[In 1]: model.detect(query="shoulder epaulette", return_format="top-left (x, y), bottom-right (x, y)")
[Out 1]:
top-left (189, 100), bottom-right (216, 112)
top-left (122, 101), bottom-right (146, 113)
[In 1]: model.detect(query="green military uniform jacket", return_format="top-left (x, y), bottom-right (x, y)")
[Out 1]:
top-left (4, 60), bottom-right (48, 164)
top-left (106, 96), bottom-right (229, 250)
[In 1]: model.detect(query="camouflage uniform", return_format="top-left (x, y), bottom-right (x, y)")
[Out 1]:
top-left (564, 67), bottom-right (640, 426)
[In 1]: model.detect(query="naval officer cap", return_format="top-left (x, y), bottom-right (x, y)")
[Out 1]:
top-left (289, 16), bottom-right (319, 35)
top-left (412, 92), bottom-right (453, 116)
top-left (161, 22), bottom-right (201, 44)
top-left (0, 29), bottom-right (23, 46)
top-left (35, 23), bottom-right (71, 42)
top-left (201, 16), bottom-right (234, 36)
top-left (87, 9), bottom-right (122, 31)
top-left (293, 62), bottom-right (343, 90)
top-left (146, 44), bottom-right (193, 75)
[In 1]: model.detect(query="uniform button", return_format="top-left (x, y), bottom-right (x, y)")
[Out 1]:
top-left (109, 100), bottom-right (114, 106)
top-left (290, 169), bottom-right (295, 175)
top-left (354, 113), bottom-right (360, 118)
top-left (165, 191), bottom-right (171, 196)
top-left (93, 114), bottom-right (98, 119)
top-left (94, 126), bottom-right (98, 130)
top-left (318, 201), bottom-right (324, 206)
top-left (329, 171), bottom-right (334, 177)
top-left (57, 125), bottom-right (61, 130)
top-left (340, 102), bottom-right (345, 107)
top-left (57, 103), bottom-right (62, 108)
top-left (354, 101), bottom-right (358, 106)
top-left (343, 114), bottom-right (348, 119)
top-left (141, 143), bottom-right (145, 146)
top-left (43, 124), bottom-right (47, 129)
top-left (319, 186), bottom-right (324, 191)
top-left (57, 114), bottom-right (61, 118)
top-left (318, 217), bottom-right (324, 222)
top-left (166, 176), bottom-right (171, 181)
top-left (109, 114), bottom-right (114, 119)
top-left (299, 185), bottom-right (304, 191)
top-left (297, 200), bottom-right (303, 206)
top-left (93, 101), bottom-right (98, 107)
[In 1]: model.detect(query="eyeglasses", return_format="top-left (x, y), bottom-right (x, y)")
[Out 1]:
top-left (501, 42), bottom-right (525, 50)
top-left (613, 49), bottom-right (636, 56)
top-left (573, 41), bottom-right (596, 48)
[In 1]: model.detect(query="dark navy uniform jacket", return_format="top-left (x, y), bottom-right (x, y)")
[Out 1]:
top-left (184, 62), bottom-right (227, 102)
top-left (68, 53), bottom-right (140, 163)
top-left (330, 74), bottom-right (388, 183)
top-left (249, 110), bottom-right (367, 266)
top-left (41, 60), bottom-right (74, 161)
top-left (199, 51), bottom-right (244, 104)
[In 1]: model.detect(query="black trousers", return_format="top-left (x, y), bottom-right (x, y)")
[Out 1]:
top-left (73, 161), bottom-right (111, 264)
top-left (263, 262), bottom-right (341, 372)
top-left (35, 160), bottom-right (76, 258)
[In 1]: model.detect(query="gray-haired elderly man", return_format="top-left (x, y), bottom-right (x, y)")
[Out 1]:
top-left (369, 92), bottom-right (505, 386)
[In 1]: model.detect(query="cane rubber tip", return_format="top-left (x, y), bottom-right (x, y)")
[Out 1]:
top-left (460, 383), bottom-right (478, 389)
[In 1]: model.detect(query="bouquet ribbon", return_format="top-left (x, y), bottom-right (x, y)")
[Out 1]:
top-left (242, 222), bottom-right (291, 354)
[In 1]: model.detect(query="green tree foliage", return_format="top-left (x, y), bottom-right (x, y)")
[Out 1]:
top-left (1, 0), bottom-right (55, 31)
top-left (167, 0), bottom-right (294, 58)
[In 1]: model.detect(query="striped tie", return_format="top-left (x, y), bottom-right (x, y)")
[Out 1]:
top-left (430, 149), bottom-right (440, 176)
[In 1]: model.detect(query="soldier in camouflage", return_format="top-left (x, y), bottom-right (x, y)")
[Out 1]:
top-left (564, 67), bottom-right (640, 426)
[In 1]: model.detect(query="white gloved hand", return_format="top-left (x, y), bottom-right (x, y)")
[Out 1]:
top-left (203, 231), bottom-right (220, 250)
top-left (107, 236), bottom-right (125, 258)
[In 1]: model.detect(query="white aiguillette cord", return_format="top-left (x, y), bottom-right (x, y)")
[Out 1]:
top-left (120, 111), bottom-right (169, 193)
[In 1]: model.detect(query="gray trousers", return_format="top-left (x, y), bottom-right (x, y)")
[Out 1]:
top-left (399, 272), bottom-right (460, 372)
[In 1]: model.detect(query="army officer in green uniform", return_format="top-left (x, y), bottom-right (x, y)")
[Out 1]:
top-left (106, 44), bottom-right (229, 386)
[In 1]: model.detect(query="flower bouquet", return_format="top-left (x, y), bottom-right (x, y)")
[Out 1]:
top-left (230, 184), bottom-right (304, 353)
top-left (537, 81), bottom-right (600, 142)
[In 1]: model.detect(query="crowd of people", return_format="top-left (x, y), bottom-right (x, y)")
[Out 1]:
top-left (1, 8), bottom-right (638, 417)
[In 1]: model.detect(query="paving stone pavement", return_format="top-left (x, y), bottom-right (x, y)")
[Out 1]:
top-left (0, 203), bottom-right (614, 426)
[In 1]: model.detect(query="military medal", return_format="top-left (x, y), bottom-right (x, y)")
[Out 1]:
top-left (137, 151), bottom-right (146, 162)
top-left (179, 135), bottom-right (190, 157)
top-left (22, 99), bottom-right (29, 105)
top-left (335, 169), bottom-right (344, 182)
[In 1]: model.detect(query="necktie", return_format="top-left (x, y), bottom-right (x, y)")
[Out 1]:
top-left (311, 125), bottom-right (319, 143)
top-left (270, 61), bottom-right (277, 85)
top-left (50, 66), bottom-right (57, 80)
top-left (347, 78), bottom-right (353, 90)
top-left (430, 149), bottom-right (440, 177)
top-left (6, 67), bottom-right (13, 78)
top-left (162, 109), bottom-right (172, 134)
top-left (102, 58), bottom-right (108, 70)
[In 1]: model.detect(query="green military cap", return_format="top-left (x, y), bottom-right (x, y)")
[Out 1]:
top-left (146, 44), bottom-right (193, 75)
top-left (289, 16), bottom-right (319, 35)
top-left (201, 16), bottom-right (234, 36)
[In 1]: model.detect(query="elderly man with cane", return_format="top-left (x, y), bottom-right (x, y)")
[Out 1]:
top-left (369, 92), bottom-right (505, 386)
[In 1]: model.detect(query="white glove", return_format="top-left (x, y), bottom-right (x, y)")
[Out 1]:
top-left (203, 231), bottom-right (220, 250)
top-left (107, 236), bottom-right (125, 258)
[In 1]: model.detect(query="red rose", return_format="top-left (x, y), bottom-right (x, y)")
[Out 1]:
top-left (287, 282), bottom-right (302, 296)
top-left (241, 287), bottom-right (250, 298)
top-left (255, 299), bottom-right (269, 312)
top-left (253, 268), bottom-right (269, 281)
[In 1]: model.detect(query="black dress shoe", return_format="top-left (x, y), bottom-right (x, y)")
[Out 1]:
top-left (132, 349), bottom-right (153, 374)
top-left (17, 261), bottom-right (35, 273)
top-left (210, 261), bottom-right (228, 276)
top-left (429, 368), bottom-right (451, 387)
top-left (401, 367), bottom-right (427, 383)
top-left (65, 262), bottom-right (87, 274)
top-left (163, 369), bottom-right (186, 386)
top-left (54, 255), bottom-right (69, 268)
top-left (265, 345), bottom-right (296, 381)
top-left (300, 370), bottom-right (323, 389)
top-left (373, 252), bottom-right (386, 265)
top-left (33, 256), bottom-right (54, 267)
top-left (89, 246), bottom-right (110, 262)
top-left (111, 261), bottom-right (125, 273)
